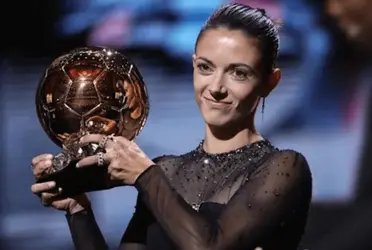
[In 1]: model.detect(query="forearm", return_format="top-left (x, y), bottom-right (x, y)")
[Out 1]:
top-left (66, 207), bottom-right (109, 250)
top-left (135, 165), bottom-right (211, 250)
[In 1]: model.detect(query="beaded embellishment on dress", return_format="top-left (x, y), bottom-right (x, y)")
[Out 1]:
top-left (169, 140), bottom-right (278, 210)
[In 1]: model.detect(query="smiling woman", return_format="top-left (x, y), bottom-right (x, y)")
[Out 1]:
top-left (30, 3), bottom-right (312, 250)
top-left (192, 28), bottom-right (280, 133)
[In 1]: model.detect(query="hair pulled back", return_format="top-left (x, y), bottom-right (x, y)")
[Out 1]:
top-left (195, 3), bottom-right (280, 75)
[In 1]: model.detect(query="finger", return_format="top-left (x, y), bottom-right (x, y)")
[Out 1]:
top-left (101, 138), bottom-right (117, 149)
top-left (41, 190), bottom-right (62, 206)
top-left (76, 151), bottom-right (114, 168)
top-left (31, 181), bottom-right (56, 194)
top-left (32, 154), bottom-right (53, 166)
top-left (33, 160), bottom-right (53, 178)
top-left (80, 134), bottom-right (117, 149)
top-left (75, 155), bottom-right (99, 168)
top-left (107, 164), bottom-right (119, 181)
top-left (106, 165), bottom-right (126, 187)
top-left (80, 134), bottom-right (105, 145)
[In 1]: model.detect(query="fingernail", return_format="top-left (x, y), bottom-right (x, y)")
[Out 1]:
top-left (48, 181), bottom-right (56, 188)
top-left (76, 163), bottom-right (80, 168)
top-left (58, 187), bottom-right (63, 193)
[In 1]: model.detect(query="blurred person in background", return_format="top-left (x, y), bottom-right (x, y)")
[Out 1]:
top-left (325, 0), bottom-right (372, 205)
top-left (299, 0), bottom-right (372, 249)
top-left (30, 3), bottom-right (312, 250)
top-left (326, 0), bottom-right (372, 49)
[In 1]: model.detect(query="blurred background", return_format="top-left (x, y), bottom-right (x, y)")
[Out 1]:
top-left (1, 0), bottom-right (372, 249)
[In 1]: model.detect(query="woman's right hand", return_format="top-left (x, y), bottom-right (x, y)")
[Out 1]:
top-left (31, 154), bottom-right (91, 214)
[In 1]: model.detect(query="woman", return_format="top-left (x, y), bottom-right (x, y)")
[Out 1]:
top-left (31, 3), bottom-right (312, 250)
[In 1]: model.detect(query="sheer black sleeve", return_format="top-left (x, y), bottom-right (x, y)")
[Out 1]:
top-left (134, 150), bottom-right (312, 250)
top-left (66, 207), bottom-right (109, 250)
top-left (119, 155), bottom-right (176, 250)
top-left (64, 156), bottom-right (175, 250)
top-left (65, 195), bottom-right (152, 250)
top-left (118, 194), bottom-right (155, 250)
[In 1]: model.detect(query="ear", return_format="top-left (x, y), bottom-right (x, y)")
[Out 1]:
top-left (192, 54), bottom-right (197, 69)
top-left (261, 68), bottom-right (281, 97)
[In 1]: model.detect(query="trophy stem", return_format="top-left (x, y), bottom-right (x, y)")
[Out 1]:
top-left (52, 150), bottom-right (72, 172)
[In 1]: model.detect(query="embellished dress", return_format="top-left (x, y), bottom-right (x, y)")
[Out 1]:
top-left (66, 140), bottom-right (312, 250)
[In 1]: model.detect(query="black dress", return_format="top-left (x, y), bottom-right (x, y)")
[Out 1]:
top-left (66, 140), bottom-right (312, 250)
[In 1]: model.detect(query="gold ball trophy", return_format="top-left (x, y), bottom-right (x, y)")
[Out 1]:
top-left (35, 47), bottom-right (149, 196)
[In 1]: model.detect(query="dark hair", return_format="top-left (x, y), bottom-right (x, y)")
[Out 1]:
top-left (195, 3), bottom-right (280, 75)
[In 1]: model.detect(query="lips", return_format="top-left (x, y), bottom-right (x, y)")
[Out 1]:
top-left (203, 97), bottom-right (232, 105)
top-left (203, 97), bottom-right (232, 109)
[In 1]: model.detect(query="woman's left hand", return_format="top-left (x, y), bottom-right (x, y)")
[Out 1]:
top-left (76, 134), bottom-right (155, 185)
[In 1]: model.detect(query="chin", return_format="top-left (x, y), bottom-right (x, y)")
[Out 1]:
top-left (203, 114), bottom-right (232, 128)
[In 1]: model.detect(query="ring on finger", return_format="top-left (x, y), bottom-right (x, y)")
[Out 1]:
top-left (96, 152), bottom-right (105, 167)
top-left (107, 134), bottom-right (117, 142)
top-left (98, 135), bottom-right (109, 148)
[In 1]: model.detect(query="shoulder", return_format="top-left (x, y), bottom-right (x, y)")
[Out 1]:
top-left (271, 149), bottom-right (309, 166)
top-left (152, 154), bottom-right (180, 165)
top-left (152, 154), bottom-right (181, 176)
top-left (260, 149), bottom-right (312, 183)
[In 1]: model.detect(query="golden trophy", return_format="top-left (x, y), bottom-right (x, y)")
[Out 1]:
top-left (35, 46), bottom-right (149, 196)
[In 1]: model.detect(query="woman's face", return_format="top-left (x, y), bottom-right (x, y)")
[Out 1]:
top-left (193, 27), bottom-right (280, 128)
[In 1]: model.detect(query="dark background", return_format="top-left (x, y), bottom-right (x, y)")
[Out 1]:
top-left (2, 0), bottom-right (372, 249)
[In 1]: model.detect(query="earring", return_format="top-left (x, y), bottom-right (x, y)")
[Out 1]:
top-left (261, 98), bottom-right (265, 122)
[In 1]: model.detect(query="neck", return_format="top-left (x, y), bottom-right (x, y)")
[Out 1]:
top-left (203, 117), bottom-right (263, 154)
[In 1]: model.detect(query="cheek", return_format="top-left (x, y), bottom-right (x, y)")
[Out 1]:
top-left (231, 83), bottom-right (256, 102)
top-left (193, 73), bottom-right (207, 100)
top-left (230, 83), bottom-right (260, 111)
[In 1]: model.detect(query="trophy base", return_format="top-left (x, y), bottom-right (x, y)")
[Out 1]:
top-left (36, 151), bottom-right (111, 197)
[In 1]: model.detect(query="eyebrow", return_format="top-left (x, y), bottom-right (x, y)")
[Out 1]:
top-left (195, 56), bottom-right (256, 74)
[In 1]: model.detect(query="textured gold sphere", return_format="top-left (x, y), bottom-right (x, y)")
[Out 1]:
top-left (35, 46), bottom-right (149, 148)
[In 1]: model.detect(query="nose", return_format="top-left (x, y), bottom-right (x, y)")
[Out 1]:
top-left (209, 75), bottom-right (227, 101)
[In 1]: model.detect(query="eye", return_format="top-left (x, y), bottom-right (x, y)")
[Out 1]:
top-left (232, 69), bottom-right (250, 81)
top-left (196, 63), bottom-right (212, 74)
